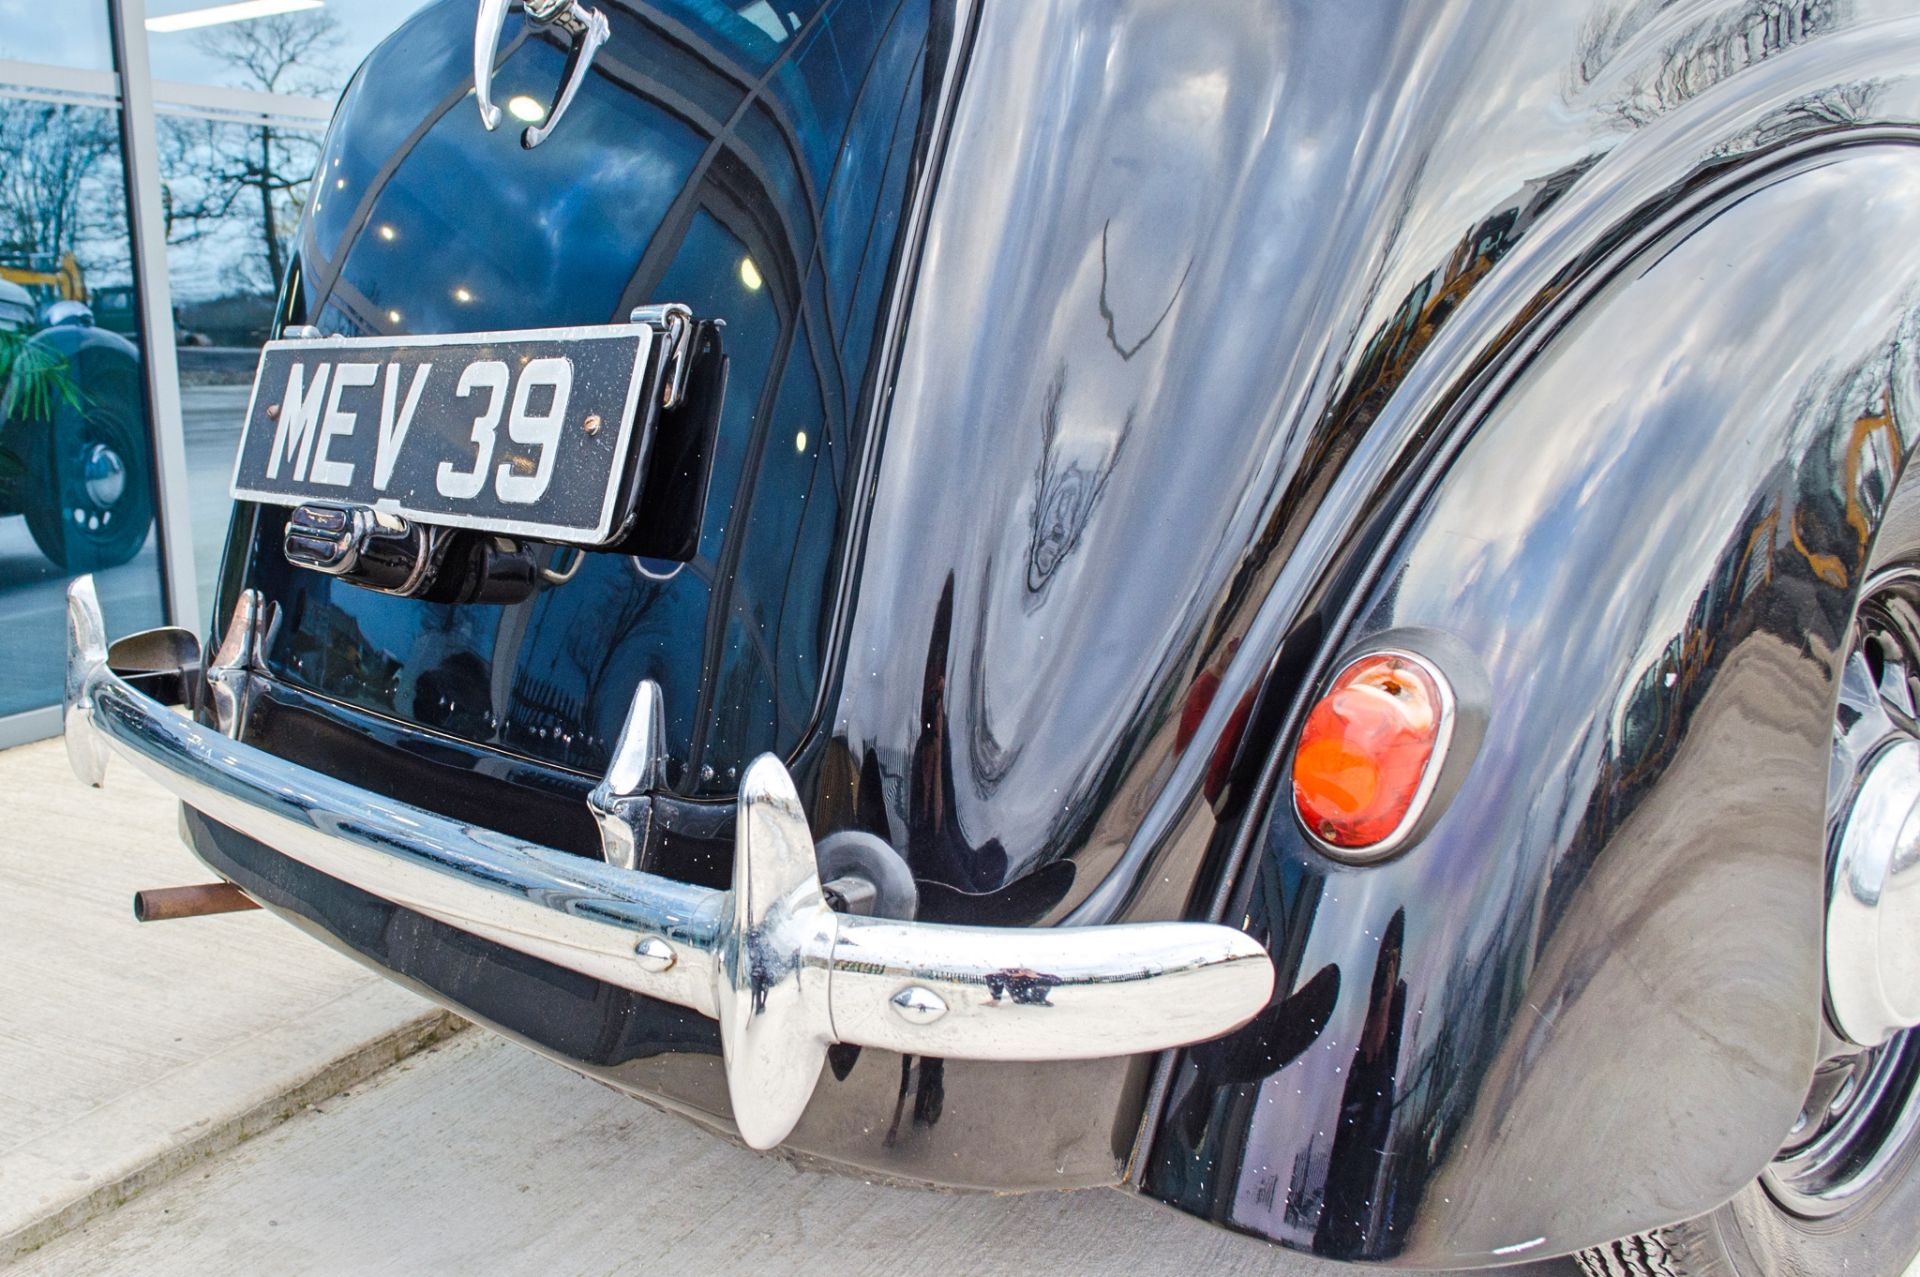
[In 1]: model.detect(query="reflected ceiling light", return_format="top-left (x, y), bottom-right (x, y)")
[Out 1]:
top-left (387, 310), bottom-right (402, 324)
top-left (377, 224), bottom-right (396, 241)
top-left (506, 95), bottom-right (546, 124)
top-left (794, 431), bottom-right (807, 453)
top-left (146, 0), bottom-right (325, 34)
top-left (738, 257), bottom-right (763, 291)
top-left (453, 287), bottom-right (473, 303)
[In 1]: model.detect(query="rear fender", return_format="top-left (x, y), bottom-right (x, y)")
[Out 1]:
top-left (1147, 143), bottom-right (1920, 1265)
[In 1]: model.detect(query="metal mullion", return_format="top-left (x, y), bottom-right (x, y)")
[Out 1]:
top-left (108, 0), bottom-right (199, 631)
top-left (0, 58), bottom-right (119, 98)
top-left (0, 84), bottom-right (119, 110)
top-left (0, 706), bottom-right (63, 752)
top-left (151, 78), bottom-right (331, 124)
top-left (150, 100), bottom-right (328, 130)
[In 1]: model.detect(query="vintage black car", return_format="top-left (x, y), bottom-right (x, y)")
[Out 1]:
top-left (1, 292), bottom-right (152, 572)
top-left (59, 0), bottom-right (1920, 1272)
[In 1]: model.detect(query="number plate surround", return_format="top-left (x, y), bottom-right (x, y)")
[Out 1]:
top-left (229, 323), bottom-right (661, 545)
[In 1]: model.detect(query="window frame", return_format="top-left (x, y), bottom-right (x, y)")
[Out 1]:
top-left (0, 0), bottom-right (341, 746)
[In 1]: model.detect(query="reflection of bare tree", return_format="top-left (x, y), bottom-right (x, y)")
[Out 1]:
top-left (1025, 369), bottom-right (1131, 602)
top-left (161, 13), bottom-right (341, 292)
top-left (197, 11), bottom-right (344, 95)
top-left (566, 580), bottom-right (662, 714)
top-left (0, 103), bottom-right (121, 271)
top-left (1715, 79), bottom-right (1882, 156)
top-left (1576, 0), bottom-right (1846, 129)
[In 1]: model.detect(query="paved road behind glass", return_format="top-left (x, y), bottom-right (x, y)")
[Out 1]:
top-left (179, 382), bottom-right (250, 624)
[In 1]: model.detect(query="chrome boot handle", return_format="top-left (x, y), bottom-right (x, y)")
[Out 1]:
top-left (474, 0), bottom-right (609, 149)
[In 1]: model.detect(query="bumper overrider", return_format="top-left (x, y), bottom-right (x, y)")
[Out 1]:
top-left (62, 576), bottom-right (1274, 1149)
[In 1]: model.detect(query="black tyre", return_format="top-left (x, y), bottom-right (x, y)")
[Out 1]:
top-left (23, 347), bottom-right (154, 572)
top-left (1579, 520), bottom-right (1920, 1277)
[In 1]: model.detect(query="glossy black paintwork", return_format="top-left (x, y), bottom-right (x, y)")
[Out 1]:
top-left (212, 0), bottom-right (1153, 1194)
top-left (236, 0), bottom-right (941, 792)
top-left (1141, 92), bottom-right (1920, 1277)
top-left (198, 0), bottom-right (1920, 1262)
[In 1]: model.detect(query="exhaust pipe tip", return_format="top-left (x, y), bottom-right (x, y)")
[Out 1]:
top-left (133, 883), bottom-right (261, 923)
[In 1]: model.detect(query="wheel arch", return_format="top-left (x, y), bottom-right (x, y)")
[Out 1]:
top-left (1146, 138), bottom-right (1920, 1266)
top-left (1, 320), bottom-right (142, 434)
top-left (19, 320), bottom-right (141, 389)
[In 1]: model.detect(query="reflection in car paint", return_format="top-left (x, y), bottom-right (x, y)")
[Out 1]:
top-left (193, 0), bottom-right (1920, 1252)
top-left (1025, 370), bottom-right (1131, 600)
top-left (257, 0), bottom-right (940, 797)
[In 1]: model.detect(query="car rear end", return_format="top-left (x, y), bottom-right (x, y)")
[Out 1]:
top-left (67, 0), bottom-right (1278, 1191)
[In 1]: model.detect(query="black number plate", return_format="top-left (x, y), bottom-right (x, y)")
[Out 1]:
top-left (229, 324), bottom-right (659, 544)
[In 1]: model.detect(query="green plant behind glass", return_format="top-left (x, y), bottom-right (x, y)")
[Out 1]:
top-left (0, 328), bottom-right (80, 423)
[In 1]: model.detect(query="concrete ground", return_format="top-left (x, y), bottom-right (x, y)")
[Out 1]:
top-left (0, 738), bottom-right (457, 1260)
top-left (0, 734), bottom-right (1578, 1276)
top-left (10, 1031), bottom-right (1575, 1277)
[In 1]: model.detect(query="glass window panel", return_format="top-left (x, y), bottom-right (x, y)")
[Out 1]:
top-left (152, 1), bottom-right (436, 621)
top-left (145, 0), bottom-right (437, 97)
top-left (0, 1), bottom-right (113, 71)
top-left (159, 112), bottom-right (321, 621)
top-left (0, 95), bottom-right (165, 720)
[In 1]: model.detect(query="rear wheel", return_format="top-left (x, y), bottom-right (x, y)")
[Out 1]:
top-left (1578, 565), bottom-right (1920, 1277)
top-left (23, 349), bottom-right (153, 572)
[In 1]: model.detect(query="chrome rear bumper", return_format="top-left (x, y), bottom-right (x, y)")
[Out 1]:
top-left (64, 576), bottom-right (1274, 1149)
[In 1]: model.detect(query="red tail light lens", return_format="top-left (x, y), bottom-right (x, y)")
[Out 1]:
top-left (1292, 651), bottom-right (1452, 857)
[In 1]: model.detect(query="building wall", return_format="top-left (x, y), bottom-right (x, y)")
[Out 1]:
top-left (0, 0), bottom-right (432, 743)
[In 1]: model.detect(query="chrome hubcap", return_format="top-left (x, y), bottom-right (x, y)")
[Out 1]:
top-left (1828, 738), bottom-right (1920, 1046)
top-left (1765, 1034), bottom-right (1920, 1217)
top-left (1825, 575), bottom-right (1920, 1048)
top-left (81, 442), bottom-right (125, 510)
top-left (1764, 569), bottom-right (1920, 1216)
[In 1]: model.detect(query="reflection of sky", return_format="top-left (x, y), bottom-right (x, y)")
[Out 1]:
top-left (0, 1), bottom-right (434, 87)
top-left (0, 2), bottom-right (114, 69)
top-left (145, 0), bottom-right (436, 92)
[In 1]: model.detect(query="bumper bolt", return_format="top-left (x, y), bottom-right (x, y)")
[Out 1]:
top-left (890, 986), bottom-right (947, 1025)
top-left (634, 936), bottom-right (676, 972)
